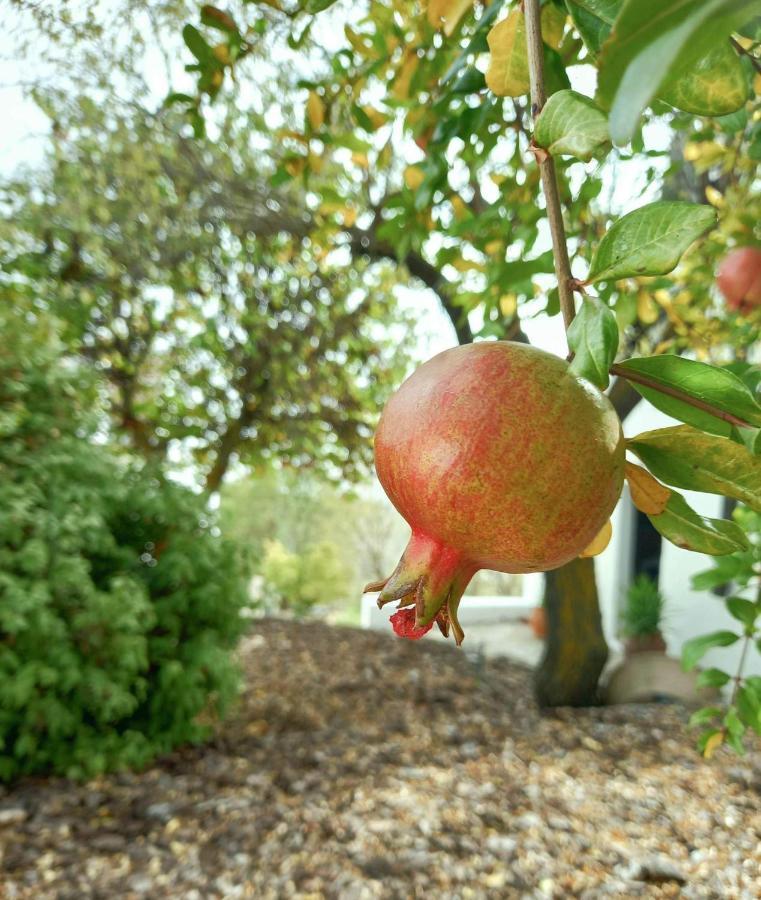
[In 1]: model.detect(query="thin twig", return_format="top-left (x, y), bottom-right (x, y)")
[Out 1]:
top-left (730, 36), bottom-right (761, 74)
top-left (523, 0), bottom-right (576, 332)
top-left (610, 363), bottom-right (754, 429)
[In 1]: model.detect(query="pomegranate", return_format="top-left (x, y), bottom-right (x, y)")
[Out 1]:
top-left (717, 246), bottom-right (761, 314)
top-left (365, 342), bottom-right (625, 645)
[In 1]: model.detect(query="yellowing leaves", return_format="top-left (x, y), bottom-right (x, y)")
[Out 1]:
top-left (499, 294), bottom-right (517, 317)
top-left (404, 165), bottom-right (425, 190)
top-left (307, 92), bottom-right (325, 131)
top-left (625, 462), bottom-right (671, 516)
top-left (393, 51), bottom-right (418, 100)
top-left (427, 0), bottom-right (473, 37)
top-left (540, 3), bottom-right (566, 50)
top-left (579, 519), bottom-right (612, 558)
top-left (485, 10), bottom-right (530, 98)
top-left (703, 730), bottom-right (724, 759)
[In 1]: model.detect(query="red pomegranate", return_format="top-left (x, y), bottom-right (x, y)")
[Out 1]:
top-left (717, 246), bottom-right (761, 314)
top-left (365, 342), bottom-right (625, 645)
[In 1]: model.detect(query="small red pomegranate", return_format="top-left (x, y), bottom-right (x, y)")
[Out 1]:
top-left (365, 342), bottom-right (625, 645)
top-left (717, 246), bottom-right (761, 314)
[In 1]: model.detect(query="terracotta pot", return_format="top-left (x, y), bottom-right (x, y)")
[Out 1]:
top-left (529, 605), bottom-right (547, 639)
top-left (605, 652), bottom-right (720, 706)
top-left (624, 631), bottom-right (667, 655)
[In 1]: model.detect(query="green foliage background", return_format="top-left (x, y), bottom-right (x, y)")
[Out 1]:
top-left (0, 312), bottom-right (247, 780)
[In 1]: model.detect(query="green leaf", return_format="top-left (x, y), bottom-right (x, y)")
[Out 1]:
top-left (598, 0), bottom-right (758, 145)
top-left (567, 297), bottom-right (619, 390)
top-left (696, 667), bottom-right (731, 688)
top-left (658, 41), bottom-right (750, 117)
top-left (615, 356), bottom-right (761, 438)
top-left (165, 92), bottom-right (196, 107)
top-left (648, 492), bottom-right (749, 557)
top-left (182, 24), bottom-right (214, 64)
top-left (566, 1), bottom-right (617, 56)
top-left (683, 630), bottom-right (739, 671)
top-left (534, 90), bottom-right (610, 160)
top-left (627, 426), bottom-right (761, 512)
top-left (691, 555), bottom-right (748, 591)
top-left (737, 683), bottom-right (761, 735)
top-left (586, 202), bottom-right (716, 283)
top-left (304, 0), bottom-right (341, 12)
top-left (689, 705), bottom-right (723, 726)
top-left (726, 596), bottom-right (758, 629)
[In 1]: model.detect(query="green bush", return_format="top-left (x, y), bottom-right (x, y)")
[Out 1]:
top-left (0, 317), bottom-right (248, 780)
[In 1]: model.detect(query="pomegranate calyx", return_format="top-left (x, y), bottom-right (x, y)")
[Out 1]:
top-left (363, 531), bottom-right (475, 646)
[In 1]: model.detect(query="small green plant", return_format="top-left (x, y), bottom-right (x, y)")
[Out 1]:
top-left (621, 575), bottom-right (665, 638)
top-left (683, 506), bottom-right (761, 757)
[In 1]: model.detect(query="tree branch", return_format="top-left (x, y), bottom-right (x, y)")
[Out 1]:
top-left (349, 228), bottom-right (473, 345)
top-left (524, 0), bottom-right (576, 333)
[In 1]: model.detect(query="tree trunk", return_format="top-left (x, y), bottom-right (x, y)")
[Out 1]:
top-left (534, 557), bottom-right (609, 707)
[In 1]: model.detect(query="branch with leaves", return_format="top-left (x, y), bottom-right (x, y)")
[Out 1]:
top-left (522, 0), bottom-right (761, 754)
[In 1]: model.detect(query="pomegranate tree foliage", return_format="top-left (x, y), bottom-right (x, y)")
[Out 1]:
top-left (174, 0), bottom-right (761, 751)
top-left (0, 314), bottom-right (247, 780)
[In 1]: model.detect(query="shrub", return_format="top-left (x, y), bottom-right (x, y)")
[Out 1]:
top-left (0, 316), bottom-right (247, 780)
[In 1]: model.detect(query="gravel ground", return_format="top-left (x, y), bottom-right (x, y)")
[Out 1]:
top-left (1, 619), bottom-right (759, 899)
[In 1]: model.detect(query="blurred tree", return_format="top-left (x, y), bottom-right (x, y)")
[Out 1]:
top-left (259, 538), bottom-right (350, 616)
top-left (0, 93), bottom-right (415, 490)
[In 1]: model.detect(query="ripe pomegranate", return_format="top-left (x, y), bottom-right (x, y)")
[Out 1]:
top-left (365, 342), bottom-right (625, 645)
top-left (717, 246), bottom-right (761, 314)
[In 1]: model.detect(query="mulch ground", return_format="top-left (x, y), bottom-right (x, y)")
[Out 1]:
top-left (1, 618), bottom-right (759, 899)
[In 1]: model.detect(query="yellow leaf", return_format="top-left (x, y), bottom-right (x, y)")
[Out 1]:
top-left (362, 106), bottom-right (388, 130)
top-left (637, 291), bottom-right (659, 324)
top-left (342, 207), bottom-right (357, 228)
top-left (625, 462), bottom-right (671, 516)
top-left (485, 10), bottom-right (530, 98)
top-left (485, 239), bottom-right (503, 255)
top-left (499, 294), bottom-right (517, 317)
top-left (212, 43), bottom-right (231, 65)
top-left (451, 195), bottom-right (469, 221)
top-left (284, 157), bottom-right (306, 177)
top-left (705, 186), bottom-right (724, 207)
top-left (540, 3), bottom-right (566, 50)
top-left (307, 92), bottom-right (325, 131)
top-left (703, 730), bottom-right (724, 759)
top-left (351, 152), bottom-right (369, 168)
top-left (427, 0), bottom-right (474, 36)
top-left (579, 519), bottom-right (612, 558)
top-left (393, 51), bottom-right (418, 100)
top-left (308, 150), bottom-right (324, 174)
top-left (404, 165), bottom-right (425, 190)
top-left (755, 72), bottom-right (761, 96)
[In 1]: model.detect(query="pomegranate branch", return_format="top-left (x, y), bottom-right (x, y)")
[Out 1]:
top-left (523, 0), bottom-right (576, 332)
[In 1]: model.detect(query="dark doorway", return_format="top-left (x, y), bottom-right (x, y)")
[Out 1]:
top-left (632, 510), bottom-right (662, 583)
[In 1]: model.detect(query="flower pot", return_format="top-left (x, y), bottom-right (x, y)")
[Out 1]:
top-left (529, 605), bottom-right (547, 639)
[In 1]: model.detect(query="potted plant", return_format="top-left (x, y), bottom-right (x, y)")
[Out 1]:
top-left (528, 602), bottom-right (547, 639)
top-left (620, 575), bottom-right (667, 654)
top-left (606, 575), bottom-right (718, 706)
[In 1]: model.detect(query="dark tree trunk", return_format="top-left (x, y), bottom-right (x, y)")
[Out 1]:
top-left (533, 377), bottom-right (641, 707)
top-left (534, 557), bottom-right (609, 707)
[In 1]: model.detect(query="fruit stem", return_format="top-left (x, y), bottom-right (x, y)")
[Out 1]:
top-left (523, 0), bottom-right (576, 334)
